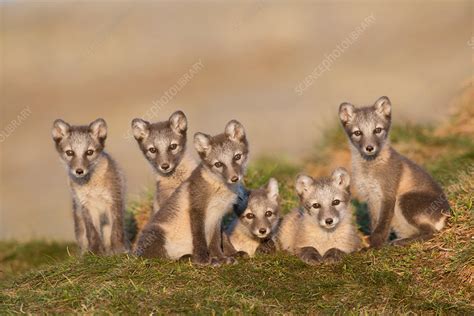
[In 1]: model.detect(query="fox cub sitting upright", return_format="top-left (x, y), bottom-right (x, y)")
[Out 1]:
top-left (131, 111), bottom-right (196, 215)
top-left (278, 168), bottom-right (361, 264)
top-left (52, 119), bottom-right (128, 255)
top-left (223, 178), bottom-right (281, 258)
top-left (339, 96), bottom-right (450, 248)
top-left (134, 120), bottom-right (249, 265)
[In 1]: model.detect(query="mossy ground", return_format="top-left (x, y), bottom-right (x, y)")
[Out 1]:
top-left (1, 88), bottom-right (473, 313)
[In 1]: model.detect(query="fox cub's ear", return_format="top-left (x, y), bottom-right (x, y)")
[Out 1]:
top-left (374, 96), bottom-right (391, 119)
top-left (169, 111), bottom-right (188, 135)
top-left (89, 118), bottom-right (107, 143)
top-left (295, 174), bottom-right (314, 197)
top-left (225, 120), bottom-right (246, 142)
top-left (266, 178), bottom-right (279, 203)
top-left (339, 103), bottom-right (355, 126)
top-left (194, 132), bottom-right (212, 156)
top-left (52, 119), bottom-right (70, 143)
top-left (331, 167), bottom-right (350, 191)
top-left (131, 118), bottom-right (150, 141)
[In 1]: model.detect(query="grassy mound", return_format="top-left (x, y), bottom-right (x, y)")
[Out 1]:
top-left (0, 241), bottom-right (77, 280)
top-left (1, 87), bottom-right (473, 313)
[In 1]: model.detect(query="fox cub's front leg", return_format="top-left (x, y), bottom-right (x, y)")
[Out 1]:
top-left (81, 207), bottom-right (105, 255)
top-left (72, 205), bottom-right (88, 255)
top-left (210, 225), bottom-right (235, 265)
top-left (190, 213), bottom-right (211, 265)
top-left (369, 198), bottom-right (396, 248)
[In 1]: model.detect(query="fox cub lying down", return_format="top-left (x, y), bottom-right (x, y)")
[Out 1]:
top-left (277, 168), bottom-right (361, 264)
top-left (223, 178), bottom-right (281, 258)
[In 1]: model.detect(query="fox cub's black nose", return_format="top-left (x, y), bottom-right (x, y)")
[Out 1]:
top-left (366, 145), bottom-right (374, 152)
top-left (76, 169), bottom-right (84, 175)
top-left (231, 176), bottom-right (239, 183)
top-left (259, 228), bottom-right (267, 235)
top-left (325, 218), bottom-right (333, 225)
top-left (161, 163), bottom-right (170, 170)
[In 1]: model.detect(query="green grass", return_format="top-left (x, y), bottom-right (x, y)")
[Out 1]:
top-left (427, 150), bottom-right (474, 184)
top-left (0, 247), bottom-right (472, 314)
top-left (1, 117), bottom-right (473, 313)
top-left (0, 241), bottom-right (77, 281)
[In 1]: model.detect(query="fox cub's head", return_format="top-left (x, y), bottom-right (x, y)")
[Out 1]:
top-left (239, 178), bottom-right (280, 240)
top-left (194, 120), bottom-right (249, 185)
top-left (339, 96), bottom-right (392, 160)
top-left (296, 168), bottom-right (351, 230)
top-left (52, 118), bottom-right (107, 180)
top-left (131, 111), bottom-right (188, 176)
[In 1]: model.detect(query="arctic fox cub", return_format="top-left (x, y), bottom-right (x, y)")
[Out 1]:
top-left (278, 168), bottom-right (361, 264)
top-left (339, 96), bottom-right (450, 247)
top-left (132, 111), bottom-right (196, 214)
top-left (223, 178), bottom-right (280, 257)
top-left (52, 118), bottom-right (128, 255)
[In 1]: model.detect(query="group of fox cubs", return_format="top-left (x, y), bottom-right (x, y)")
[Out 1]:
top-left (52, 96), bottom-right (450, 265)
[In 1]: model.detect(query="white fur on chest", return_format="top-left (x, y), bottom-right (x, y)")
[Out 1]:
top-left (352, 162), bottom-right (383, 223)
top-left (72, 184), bottom-right (114, 248)
top-left (156, 176), bottom-right (184, 209)
top-left (297, 217), bottom-right (359, 255)
top-left (157, 163), bottom-right (192, 199)
top-left (155, 157), bottom-right (196, 212)
top-left (158, 176), bottom-right (184, 193)
top-left (229, 223), bottom-right (260, 257)
top-left (352, 164), bottom-right (380, 199)
top-left (73, 186), bottom-right (113, 220)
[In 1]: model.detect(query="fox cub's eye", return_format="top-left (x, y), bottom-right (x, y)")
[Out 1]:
top-left (234, 154), bottom-right (242, 161)
top-left (312, 203), bottom-right (321, 209)
top-left (214, 162), bottom-right (223, 168)
top-left (353, 131), bottom-right (362, 137)
top-left (148, 147), bottom-right (157, 154)
top-left (245, 213), bottom-right (255, 219)
top-left (265, 210), bottom-right (273, 217)
top-left (65, 150), bottom-right (74, 157)
top-left (374, 127), bottom-right (383, 134)
top-left (169, 144), bottom-right (178, 150)
top-left (86, 150), bottom-right (94, 156)
top-left (332, 199), bottom-right (340, 206)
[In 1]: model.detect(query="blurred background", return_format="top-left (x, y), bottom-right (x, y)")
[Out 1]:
top-left (0, 0), bottom-right (472, 240)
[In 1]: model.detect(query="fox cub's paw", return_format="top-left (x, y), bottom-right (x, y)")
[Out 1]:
top-left (256, 239), bottom-right (276, 255)
top-left (192, 254), bottom-right (211, 266)
top-left (368, 234), bottom-right (386, 249)
top-left (210, 256), bottom-right (237, 266)
top-left (323, 248), bottom-right (345, 263)
top-left (233, 251), bottom-right (249, 258)
top-left (297, 247), bottom-right (323, 266)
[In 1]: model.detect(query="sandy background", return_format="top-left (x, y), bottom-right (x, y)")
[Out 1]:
top-left (0, 1), bottom-right (472, 240)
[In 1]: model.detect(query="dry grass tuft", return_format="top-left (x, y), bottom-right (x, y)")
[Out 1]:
top-left (125, 190), bottom-right (154, 240)
top-left (437, 78), bottom-right (474, 137)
